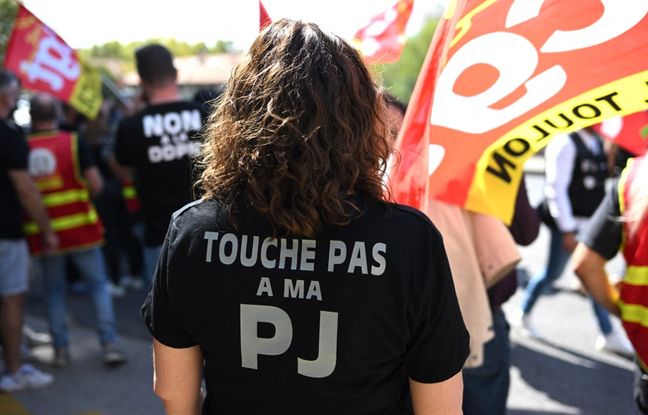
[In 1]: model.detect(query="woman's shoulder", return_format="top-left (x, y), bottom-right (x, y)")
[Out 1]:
top-left (170, 198), bottom-right (230, 232)
top-left (368, 200), bottom-right (435, 226)
top-left (364, 200), bottom-right (442, 241)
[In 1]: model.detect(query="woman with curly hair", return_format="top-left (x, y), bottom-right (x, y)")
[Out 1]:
top-left (142, 19), bottom-right (468, 415)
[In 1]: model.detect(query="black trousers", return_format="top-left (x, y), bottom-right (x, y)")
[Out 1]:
top-left (636, 364), bottom-right (648, 415)
top-left (95, 181), bottom-right (143, 283)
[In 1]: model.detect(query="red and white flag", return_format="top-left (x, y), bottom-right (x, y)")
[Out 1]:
top-left (353, 0), bottom-right (414, 64)
top-left (3, 4), bottom-right (102, 119)
top-left (390, 0), bottom-right (648, 223)
top-left (597, 111), bottom-right (648, 156)
top-left (259, 0), bottom-right (272, 31)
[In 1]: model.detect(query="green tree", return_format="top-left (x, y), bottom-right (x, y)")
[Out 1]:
top-left (212, 40), bottom-right (234, 53)
top-left (83, 38), bottom-right (236, 60)
top-left (80, 38), bottom-right (237, 77)
top-left (377, 17), bottom-right (439, 104)
top-left (88, 41), bottom-right (131, 60)
top-left (0, 0), bottom-right (18, 66)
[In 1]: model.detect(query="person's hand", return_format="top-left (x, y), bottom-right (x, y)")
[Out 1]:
top-left (42, 231), bottom-right (59, 252)
top-left (562, 232), bottom-right (577, 252)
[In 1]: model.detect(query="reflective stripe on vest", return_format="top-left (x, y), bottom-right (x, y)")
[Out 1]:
top-left (122, 185), bottom-right (137, 199)
top-left (618, 300), bottom-right (648, 328)
top-left (36, 177), bottom-right (64, 191)
top-left (618, 155), bottom-right (648, 368)
top-left (42, 188), bottom-right (89, 207)
top-left (121, 181), bottom-right (141, 213)
top-left (24, 207), bottom-right (99, 235)
top-left (626, 266), bottom-right (648, 286)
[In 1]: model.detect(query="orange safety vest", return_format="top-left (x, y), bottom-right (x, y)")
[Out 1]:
top-left (121, 179), bottom-right (141, 214)
top-left (23, 130), bottom-right (103, 255)
top-left (618, 155), bottom-right (648, 370)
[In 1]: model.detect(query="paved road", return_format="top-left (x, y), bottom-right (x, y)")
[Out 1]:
top-left (6, 165), bottom-right (641, 415)
top-left (505, 173), bottom-right (638, 415)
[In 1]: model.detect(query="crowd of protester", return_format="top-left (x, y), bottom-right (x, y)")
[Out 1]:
top-left (0, 44), bottom-right (220, 392)
top-left (0, 19), bottom-right (646, 415)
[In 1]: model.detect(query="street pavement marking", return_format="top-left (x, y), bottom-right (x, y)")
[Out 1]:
top-left (0, 395), bottom-right (103, 415)
top-left (0, 394), bottom-right (31, 415)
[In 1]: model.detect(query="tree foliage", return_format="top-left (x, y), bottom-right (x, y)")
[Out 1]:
top-left (0, 0), bottom-right (18, 67)
top-left (376, 17), bottom-right (439, 104)
top-left (84, 38), bottom-right (235, 61)
top-left (74, 38), bottom-right (237, 78)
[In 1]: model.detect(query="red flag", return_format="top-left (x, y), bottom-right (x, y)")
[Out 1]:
top-left (390, 0), bottom-right (648, 223)
top-left (4, 5), bottom-right (102, 119)
top-left (353, 0), bottom-right (414, 64)
top-left (260, 0), bottom-right (272, 31)
top-left (597, 111), bottom-right (648, 156)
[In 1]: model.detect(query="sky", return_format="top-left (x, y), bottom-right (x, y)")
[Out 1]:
top-left (20, 0), bottom-right (445, 51)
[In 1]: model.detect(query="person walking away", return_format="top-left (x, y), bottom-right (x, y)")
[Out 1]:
top-left (25, 93), bottom-right (126, 367)
top-left (0, 70), bottom-right (55, 391)
top-left (461, 179), bottom-right (540, 415)
top-left (573, 155), bottom-right (648, 414)
top-left (84, 101), bottom-right (142, 296)
top-left (112, 44), bottom-right (203, 286)
top-left (515, 127), bottom-right (631, 355)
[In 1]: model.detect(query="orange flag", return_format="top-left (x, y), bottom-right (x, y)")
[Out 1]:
top-left (260, 0), bottom-right (272, 31)
top-left (3, 4), bottom-right (102, 119)
top-left (353, 0), bottom-right (414, 64)
top-left (390, 0), bottom-right (648, 223)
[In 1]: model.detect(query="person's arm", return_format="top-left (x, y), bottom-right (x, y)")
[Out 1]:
top-left (572, 243), bottom-right (620, 316)
top-left (76, 137), bottom-right (104, 197)
top-left (110, 120), bottom-right (135, 182)
top-left (108, 154), bottom-right (134, 182)
top-left (153, 339), bottom-right (203, 415)
top-left (8, 169), bottom-right (58, 250)
top-left (605, 141), bottom-right (618, 177)
top-left (83, 166), bottom-right (104, 198)
top-left (402, 216), bottom-right (469, 412)
top-left (409, 372), bottom-right (464, 415)
top-left (144, 220), bottom-right (202, 415)
top-left (545, 135), bottom-right (578, 251)
top-left (572, 180), bottom-right (623, 316)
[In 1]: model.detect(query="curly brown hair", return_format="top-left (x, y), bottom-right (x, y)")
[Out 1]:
top-left (197, 19), bottom-right (391, 237)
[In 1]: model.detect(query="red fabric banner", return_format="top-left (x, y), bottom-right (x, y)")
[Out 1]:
top-left (4, 5), bottom-right (102, 119)
top-left (260, 0), bottom-right (272, 31)
top-left (353, 0), bottom-right (414, 64)
top-left (391, 0), bottom-right (648, 223)
top-left (597, 111), bottom-right (648, 156)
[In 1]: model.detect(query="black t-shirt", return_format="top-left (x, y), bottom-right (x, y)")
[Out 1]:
top-left (75, 135), bottom-right (96, 171)
top-left (114, 101), bottom-right (203, 246)
top-left (142, 197), bottom-right (469, 415)
top-left (579, 180), bottom-right (623, 260)
top-left (0, 121), bottom-right (29, 239)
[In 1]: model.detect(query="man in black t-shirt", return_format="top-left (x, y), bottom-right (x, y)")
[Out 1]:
top-left (112, 44), bottom-right (203, 286)
top-left (0, 70), bottom-right (55, 391)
